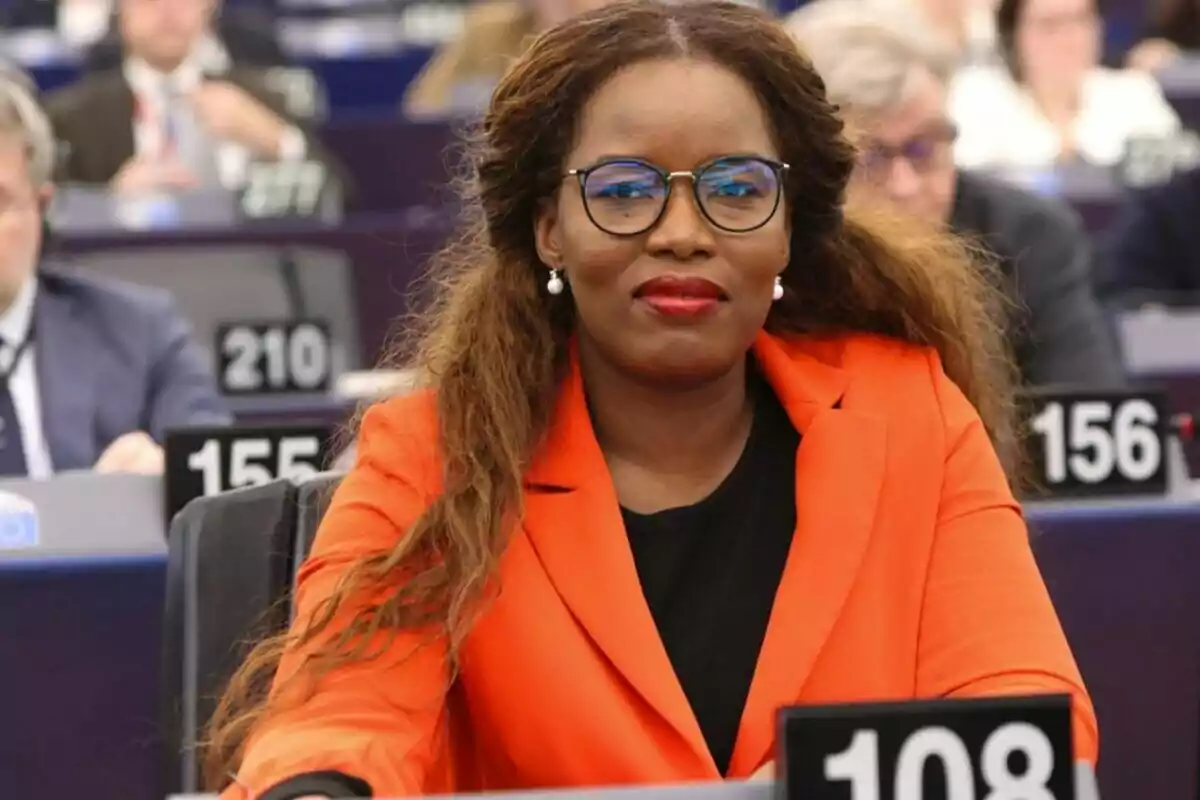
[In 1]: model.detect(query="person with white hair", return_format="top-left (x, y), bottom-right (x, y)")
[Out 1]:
top-left (0, 76), bottom-right (228, 476)
top-left (871, 0), bottom-right (1000, 64)
top-left (787, 0), bottom-right (1124, 388)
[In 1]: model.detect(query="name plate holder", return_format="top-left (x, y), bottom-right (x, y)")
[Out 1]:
top-left (1020, 388), bottom-right (1179, 500)
top-left (779, 694), bottom-right (1076, 800)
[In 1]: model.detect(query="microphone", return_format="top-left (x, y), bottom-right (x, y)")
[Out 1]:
top-left (1170, 412), bottom-right (1196, 442)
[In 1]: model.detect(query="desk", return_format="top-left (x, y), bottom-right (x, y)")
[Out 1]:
top-left (0, 554), bottom-right (166, 800)
top-left (0, 497), bottom-right (1197, 799)
top-left (227, 391), bottom-right (354, 426)
top-left (58, 211), bottom-right (454, 365)
top-left (1029, 499), bottom-right (1200, 800)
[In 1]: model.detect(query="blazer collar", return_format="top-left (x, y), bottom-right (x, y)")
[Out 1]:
top-left (520, 332), bottom-right (885, 776)
top-left (524, 330), bottom-right (850, 490)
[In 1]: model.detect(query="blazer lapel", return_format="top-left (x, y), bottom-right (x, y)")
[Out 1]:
top-left (520, 351), bottom-right (713, 772)
top-left (727, 333), bottom-right (888, 775)
top-left (520, 333), bottom-right (887, 775)
top-left (35, 283), bottom-right (99, 471)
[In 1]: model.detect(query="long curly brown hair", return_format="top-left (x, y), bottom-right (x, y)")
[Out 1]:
top-left (204, 0), bottom-right (1018, 788)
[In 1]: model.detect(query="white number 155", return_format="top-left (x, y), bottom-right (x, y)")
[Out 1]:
top-left (187, 437), bottom-right (320, 496)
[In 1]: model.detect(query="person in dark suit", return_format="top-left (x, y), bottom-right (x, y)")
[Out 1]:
top-left (789, 0), bottom-right (1124, 387)
top-left (45, 0), bottom-right (327, 194)
top-left (1097, 165), bottom-right (1200, 305)
top-left (0, 76), bottom-right (228, 476)
top-left (84, 6), bottom-right (289, 74)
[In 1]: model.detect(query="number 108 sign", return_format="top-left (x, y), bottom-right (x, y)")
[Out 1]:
top-left (779, 695), bottom-right (1075, 800)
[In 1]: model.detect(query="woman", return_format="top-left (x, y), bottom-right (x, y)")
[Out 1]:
top-left (949, 0), bottom-right (1180, 168)
top-left (210, 2), bottom-right (1098, 797)
top-left (1126, 0), bottom-right (1200, 72)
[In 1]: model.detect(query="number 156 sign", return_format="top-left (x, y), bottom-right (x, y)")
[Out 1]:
top-left (1022, 390), bottom-right (1168, 499)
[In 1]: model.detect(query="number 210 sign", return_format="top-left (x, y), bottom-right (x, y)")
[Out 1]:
top-left (778, 695), bottom-right (1075, 800)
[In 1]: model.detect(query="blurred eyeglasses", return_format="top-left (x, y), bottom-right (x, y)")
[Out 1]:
top-left (858, 125), bottom-right (958, 182)
top-left (566, 156), bottom-right (789, 236)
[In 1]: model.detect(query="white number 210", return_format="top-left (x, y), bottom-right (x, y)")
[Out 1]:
top-left (825, 724), bottom-right (1056, 800)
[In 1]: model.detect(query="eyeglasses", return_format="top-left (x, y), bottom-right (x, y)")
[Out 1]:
top-left (858, 125), bottom-right (958, 182)
top-left (565, 156), bottom-right (789, 236)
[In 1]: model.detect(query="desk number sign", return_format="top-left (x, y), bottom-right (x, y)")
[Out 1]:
top-left (1022, 389), bottom-right (1168, 499)
top-left (240, 161), bottom-right (330, 220)
top-left (779, 695), bottom-right (1074, 800)
top-left (216, 319), bottom-right (333, 395)
top-left (164, 424), bottom-right (335, 522)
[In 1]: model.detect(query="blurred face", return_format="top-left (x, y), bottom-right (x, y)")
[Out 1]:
top-left (914, 0), bottom-right (971, 45)
top-left (118, 0), bottom-right (215, 71)
top-left (1014, 0), bottom-right (1100, 89)
top-left (0, 136), bottom-right (47, 301)
top-left (851, 68), bottom-right (958, 223)
top-left (535, 58), bottom-right (791, 387)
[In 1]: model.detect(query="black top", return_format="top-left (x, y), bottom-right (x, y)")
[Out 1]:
top-left (263, 371), bottom-right (800, 798)
top-left (623, 371), bottom-right (800, 774)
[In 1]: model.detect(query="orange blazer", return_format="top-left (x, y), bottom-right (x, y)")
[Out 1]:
top-left (227, 332), bottom-right (1098, 798)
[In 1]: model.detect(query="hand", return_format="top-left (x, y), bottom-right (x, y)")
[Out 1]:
top-left (189, 81), bottom-right (290, 159)
top-left (1126, 38), bottom-right (1181, 73)
top-left (110, 156), bottom-right (196, 195)
top-left (94, 431), bottom-right (165, 475)
top-left (749, 761), bottom-right (775, 780)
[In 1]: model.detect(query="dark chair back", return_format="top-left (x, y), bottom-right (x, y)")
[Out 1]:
top-left (160, 479), bottom-right (300, 795)
top-left (160, 471), bottom-right (347, 795)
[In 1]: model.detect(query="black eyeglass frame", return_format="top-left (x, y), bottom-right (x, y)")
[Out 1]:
top-left (564, 155), bottom-right (791, 236)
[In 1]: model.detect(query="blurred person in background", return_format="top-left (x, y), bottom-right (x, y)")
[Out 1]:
top-left (45, 0), bottom-right (321, 193)
top-left (949, 0), bottom-right (1180, 169)
top-left (1097, 164), bottom-right (1200, 305)
top-left (881, 0), bottom-right (1001, 64)
top-left (209, 2), bottom-right (1096, 797)
top-left (1126, 0), bottom-right (1200, 72)
top-left (403, 0), bottom-right (619, 117)
top-left (0, 78), bottom-right (228, 476)
top-left (789, 0), bottom-right (1125, 387)
top-left (84, 1), bottom-right (289, 74)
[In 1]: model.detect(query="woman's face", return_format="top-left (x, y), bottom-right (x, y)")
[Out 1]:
top-left (1014, 0), bottom-right (1100, 89)
top-left (534, 57), bottom-right (791, 387)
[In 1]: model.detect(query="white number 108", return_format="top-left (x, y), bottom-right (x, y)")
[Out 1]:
top-left (825, 723), bottom-right (1056, 800)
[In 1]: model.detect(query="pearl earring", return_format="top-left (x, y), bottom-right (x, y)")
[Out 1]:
top-left (772, 276), bottom-right (784, 301)
top-left (546, 269), bottom-right (564, 296)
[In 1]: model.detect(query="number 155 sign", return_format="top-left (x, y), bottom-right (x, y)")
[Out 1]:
top-left (164, 424), bottom-right (336, 523)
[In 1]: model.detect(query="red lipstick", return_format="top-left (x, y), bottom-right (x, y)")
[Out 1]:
top-left (634, 275), bottom-right (727, 318)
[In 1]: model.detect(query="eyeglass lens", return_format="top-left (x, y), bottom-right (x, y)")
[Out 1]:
top-left (859, 126), bottom-right (957, 179)
top-left (581, 157), bottom-right (782, 235)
